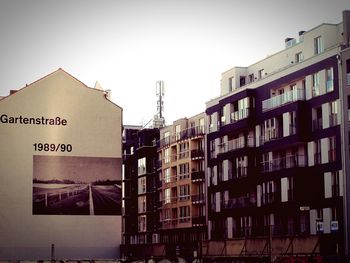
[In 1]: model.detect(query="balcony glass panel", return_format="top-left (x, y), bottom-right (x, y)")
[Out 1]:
top-left (262, 89), bottom-right (305, 111)
top-left (261, 155), bottom-right (306, 173)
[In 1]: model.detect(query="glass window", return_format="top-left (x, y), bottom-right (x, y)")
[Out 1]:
top-left (164, 188), bottom-right (171, 204)
top-left (314, 36), bottom-right (323, 54)
top-left (138, 157), bottom-right (146, 175)
top-left (138, 196), bottom-right (147, 213)
top-left (312, 72), bottom-right (320, 97)
top-left (138, 215), bottom-right (147, 232)
top-left (295, 52), bottom-right (303, 63)
top-left (326, 68), bottom-right (334, 92)
top-left (138, 177), bottom-right (147, 194)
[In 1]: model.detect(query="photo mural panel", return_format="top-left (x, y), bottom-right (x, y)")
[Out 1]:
top-left (33, 155), bottom-right (122, 216)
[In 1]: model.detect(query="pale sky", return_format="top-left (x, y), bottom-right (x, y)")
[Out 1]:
top-left (1, 0), bottom-right (349, 126)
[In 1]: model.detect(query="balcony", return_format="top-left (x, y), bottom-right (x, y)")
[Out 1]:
top-left (260, 129), bottom-right (283, 145)
top-left (262, 89), bottom-right (305, 112)
top-left (218, 137), bottom-right (255, 156)
top-left (192, 216), bottom-right (206, 226)
top-left (222, 197), bottom-right (255, 209)
top-left (262, 192), bottom-right (279, 205)
top-left (230, 108), bottom-right (251, 123)
top-left (261, 154), bottom-right (306, 173)
top-left (192, 193), bottom-right (205, 204)
top-left (191, 149), bottom-right (205, 159)
top-left (228, 166), bottom-right (248, 180)
top-left (191, 170), bottom-right (205, 181)
top-left (178, 151), bottom-right (189, 160)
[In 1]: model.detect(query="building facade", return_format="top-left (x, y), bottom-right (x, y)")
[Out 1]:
top-left (0, 69), bottom-right (123, 259)
top-left (121, 126), bottom-right (160, 259)
top-left (205, 10), bottom-right (350, 259)
top-left (157, 113), bottom-right (207, 259)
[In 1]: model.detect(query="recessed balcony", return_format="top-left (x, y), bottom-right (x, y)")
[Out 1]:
top-left (261, 154), bottom-right (306, 173)
top-left (262, 89), bottom-right (305, 112)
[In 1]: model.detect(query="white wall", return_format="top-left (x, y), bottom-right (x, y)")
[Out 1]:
top-left (0, 70), bottom-right (122, 260)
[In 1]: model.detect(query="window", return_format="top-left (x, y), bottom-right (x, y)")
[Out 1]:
top-left (138, 177), bottom-right (147, 194)
top-left (217, 162), bottom-right (223, 182)
top-left (164, 188), bottom-right (171, 204)
top-left (164, 148), bottom-right (170, 164)
top-left (248, 73), bottom-right (254, 83)
top-left (331, 171), bottom-right (340, 197)
top-left (138, 196), bottom-right (147, 213)
top-left (164, 168), bottom-right (171, 183)
top-left (326, 68), bottom-right (334, 92)
top-left (179, 206), bottom-right (190, 223)
top-left (314, 140), bottom-right (321, 165)
top-left (199, 118), bottom-right (205, 133)
top-left (314, 36), bottom-right (323, 54)
top-left (328, 136), bottom-right (336, 162)
top-left (295, 52), bottom-right (303, 63)
top-left (179, 184), bottom-right (190, 201)
top-left (138, 157), bottom-right (146, 175)
top-left (258, 69), bottom-right (265, 79)
top-left (164, 131), bottom-right (170, 145)
top-left (179, 142), bottom-right (189, 159)
top-left (239, 76), bottom-right (246, 87)
top-left (210, 140), bottom-right (216, 159)
top-left (329, 101), bottom-right (338, 127)
top-left (312, 107), bottom-right (322, 131)
top-left (138, 215), bottom-right (147, 232)
top-left (312, 72), bottom-right (320, 97)
top-left (175, 125), bottom-right (181, 140)
top-left (229, 76), bottom-right (234, 92)
top-left (179, 163), bottom-right (189, 179)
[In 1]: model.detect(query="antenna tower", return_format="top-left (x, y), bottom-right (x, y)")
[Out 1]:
top-left (153, 80), bottom-right (165, 128)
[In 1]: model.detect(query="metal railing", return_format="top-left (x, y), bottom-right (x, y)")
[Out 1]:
top-left (261, 154), bottom-right (306, 173)
top-left (262, 89), bottom-right (305, 111)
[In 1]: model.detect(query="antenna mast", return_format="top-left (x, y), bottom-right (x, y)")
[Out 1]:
top-left (153, 80), bottom-right (165, 128)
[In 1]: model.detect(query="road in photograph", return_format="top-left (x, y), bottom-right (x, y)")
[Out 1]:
top-left (33, 184), bottom-right (90, 215)
top-left (90, 184), bottom-right (122, 215)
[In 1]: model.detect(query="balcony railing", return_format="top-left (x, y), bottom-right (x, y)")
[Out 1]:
top-left (262, 192), bottom-right (279, 205)
top-left (261, 154), bottom-right (306, 173)
top-left (192, 194), bottom-right (205, 204)
top-left (228, 166), bottom-right (248, 180)
top-left (230, 108), bottom-right (251, 123)
top-left (260, 129), bottom-right (283, 145)
top-left (191, 149), bottom-right (205, 159)
top-left (219, 137), bottom-right (255, 155)
top-left (192, 216), bottom-right (206, 225)
top-left (158, 126), bottom-right (205, 148)
top-left (262, 89), bottom-right (305, 111)
top-left (222, 197), bottom-right (255, 209)
top-left (191, 170), bottom-right (205, 181)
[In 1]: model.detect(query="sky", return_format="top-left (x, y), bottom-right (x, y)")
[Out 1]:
top-left (0, 0), bottom-right (350, 126)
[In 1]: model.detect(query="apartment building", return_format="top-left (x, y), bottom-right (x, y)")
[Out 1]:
top-left (157, 113), bottom-right (207, 259)
top-left (121, 126), bottom-right (160, 259)
top-left (206, 10), bottom-right (350, 259)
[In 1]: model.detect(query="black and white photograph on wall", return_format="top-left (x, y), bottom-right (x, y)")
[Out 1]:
top-left (32, 155), bottom-right (122, 216)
